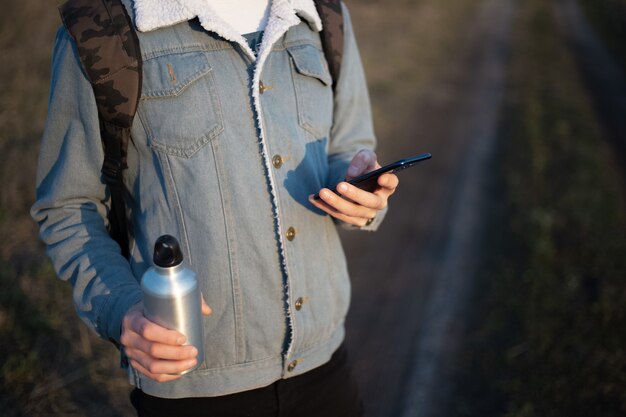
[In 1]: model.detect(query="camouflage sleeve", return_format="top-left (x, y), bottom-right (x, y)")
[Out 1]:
top-left (30, 26), bottom-right (142, 344)
top-left (326, 3), bottom-right (387, 231)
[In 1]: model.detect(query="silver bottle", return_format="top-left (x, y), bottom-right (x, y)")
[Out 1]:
top-left (141, 235), bottom-right (204, 374)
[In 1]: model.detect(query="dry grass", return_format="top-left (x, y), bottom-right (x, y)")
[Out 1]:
top-left (350, 0), bottom-right (478, 157)
top-left (0, 1), bottom-right (136, 416)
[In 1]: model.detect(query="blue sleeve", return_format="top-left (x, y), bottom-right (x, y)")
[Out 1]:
top-left (327, 3), bottom-right (387, 231)
top-left (30, 27), bottom-right (142, 344)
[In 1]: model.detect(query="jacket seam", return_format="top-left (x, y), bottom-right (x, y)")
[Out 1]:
top-left (141, 54), bottom-right (213, 99)
top-left (142, 44), bottom-right (234, 60)
top-left (163, 153), bottom-right (193, 265)
top-left (192, 353), bottom-right (277, 374)
top-left (211, 138), bottom-right (244, 363)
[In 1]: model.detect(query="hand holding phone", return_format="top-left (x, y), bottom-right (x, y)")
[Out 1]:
top-left (313, 152), bottom-right (431, 199)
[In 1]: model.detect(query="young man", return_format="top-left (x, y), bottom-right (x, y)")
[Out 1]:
top-left (31, 0), bottom-right (398, 415)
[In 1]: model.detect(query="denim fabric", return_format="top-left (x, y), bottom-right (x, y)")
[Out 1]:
top-left (31, 0), bottom-right (380, 398)
top-left (243, 31), bottom-right (264, 55)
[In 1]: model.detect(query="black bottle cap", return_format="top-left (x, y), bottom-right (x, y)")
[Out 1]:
top-left (153, 235), bottom-right (183, 267)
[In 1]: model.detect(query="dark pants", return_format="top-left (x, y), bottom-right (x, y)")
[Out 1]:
top-left (130, 345), bottom-right (364, 417)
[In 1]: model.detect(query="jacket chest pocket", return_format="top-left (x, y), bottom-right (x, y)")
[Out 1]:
top-left (139, 52), bottom-right (224, 158)
top-left (287, 44), bottom-right (334, 138)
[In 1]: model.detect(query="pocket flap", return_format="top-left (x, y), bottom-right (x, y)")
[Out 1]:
top-left (287, 44), bottom-right (332, 86)
top-left (142, 52), bottom-right (212, 99)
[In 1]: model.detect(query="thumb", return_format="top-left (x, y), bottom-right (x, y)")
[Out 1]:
top-left (346, 149), bottom-right (377, 180)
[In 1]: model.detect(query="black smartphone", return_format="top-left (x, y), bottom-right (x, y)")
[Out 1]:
top-left (313, 152), bottom-right (432, 199)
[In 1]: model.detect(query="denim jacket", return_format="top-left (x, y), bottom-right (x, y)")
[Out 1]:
top-left (31, 0), bottom-right (382, 398)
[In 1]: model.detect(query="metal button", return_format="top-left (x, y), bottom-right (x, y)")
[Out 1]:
top-left (260, 81), bottom-right (273, 94)
top-left (286, 227), bottom-right (296, 241)
top-left (287, 360), bottom-right (298, 372)
top-left (295, 297), bottom-right (304, 311)
top-left (272, 154), bottom-right (283, 169)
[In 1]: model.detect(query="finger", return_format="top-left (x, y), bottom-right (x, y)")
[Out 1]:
top-left (377, 172), bottom-right (399, 191)
top-left (130, 359), bottom-right (183, 382)
top-left (319, 188), bottom-right (379, 219)
top-left (201, 293), bottom-right (212, 316)
top-left (336, 182), bottom-right (387, 211)
top-left (372, 174), bottom-right (399, 201)
top-left (310, 190), bottom-right (377, 223)
top-left (309, 195), bottom-right (370, 227)
top-left (129, 314), bottom-right (187, 345)
top-left (129, 349), bottom-right (198, 376)
top-left (129, 358), bottom-right (191, 383)
top-left (346, 150), bottom-right (378, 180)
top-left (124, 332), bottom-right (199, 360)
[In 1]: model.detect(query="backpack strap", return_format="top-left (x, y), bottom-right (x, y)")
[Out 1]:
top-left (59, 0), bottom-right (142, 258)
top-left (314, 0), bottom-right (344, 89)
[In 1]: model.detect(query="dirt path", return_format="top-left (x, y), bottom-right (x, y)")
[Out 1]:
top-left (342, 0), bottom-right (516, 416)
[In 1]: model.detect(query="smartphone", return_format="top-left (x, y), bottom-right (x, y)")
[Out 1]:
top-left (313, 152), bottom-right (432, 199)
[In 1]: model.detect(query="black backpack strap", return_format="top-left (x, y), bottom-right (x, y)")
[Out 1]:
top-left (314, 0), bottom-right (344, 89)
top-left (59, 0), bottom-right (142, 258)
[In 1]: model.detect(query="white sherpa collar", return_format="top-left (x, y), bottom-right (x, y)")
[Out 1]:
top-left (134, 0), bottom-right (322, 34)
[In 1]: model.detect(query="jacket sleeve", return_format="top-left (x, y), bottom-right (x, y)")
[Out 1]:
top-left (30, 27), bottom-right (142, 345)
top-left (326, 3), bottom-right (387, 231)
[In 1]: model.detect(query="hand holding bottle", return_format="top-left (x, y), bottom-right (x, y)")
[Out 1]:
top-left (121, 299), bottom-right (211, 382)
top-left (121, 235), bottom-right (211, 382)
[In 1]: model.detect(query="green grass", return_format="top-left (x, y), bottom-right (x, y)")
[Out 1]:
top-left (453, 0), bottom-right (626, 416)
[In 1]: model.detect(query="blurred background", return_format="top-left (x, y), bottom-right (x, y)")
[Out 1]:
top-left (1, 0), bottom-right (625, 416)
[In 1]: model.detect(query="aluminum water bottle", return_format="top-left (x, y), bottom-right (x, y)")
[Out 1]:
top-left (141, 235), bottom-right (204, 374)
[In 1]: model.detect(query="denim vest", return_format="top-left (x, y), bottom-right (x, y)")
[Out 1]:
top-left (31, 0), bottom-right (379, 398)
